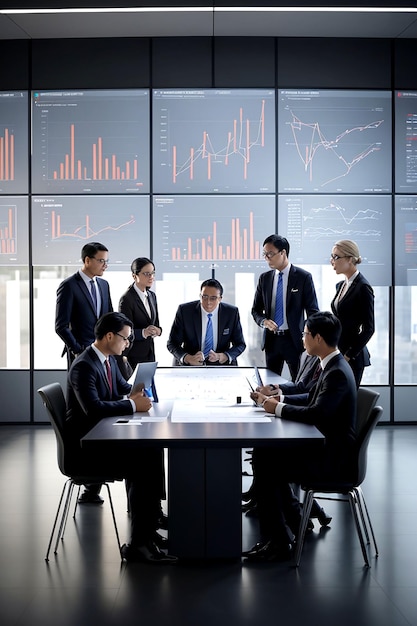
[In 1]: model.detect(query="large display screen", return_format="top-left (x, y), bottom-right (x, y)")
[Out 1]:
top-left (0, 92), bottom-right (28, 194)
top-left (31, 90), bottom-right (149, 194)
top-left (152, 89), bottom-right (276, 193)
top-left (278, 89), bottom-right (392, 193)
top-left (278, 194), bottom-right (392, 286)
top-left (0, 196), bottom-right (29, 265)
top-left (395, 91), bottom-right (417, 193)
top-left (31, 195), bottom-right (149, 266)
top-left (395, 196), bottom-right (417, 285)
top-left (152, 194), bottom-right (276, 275)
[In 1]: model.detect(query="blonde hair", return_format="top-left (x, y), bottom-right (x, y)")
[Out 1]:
top-left (334, 239), bottom-right (361, 265)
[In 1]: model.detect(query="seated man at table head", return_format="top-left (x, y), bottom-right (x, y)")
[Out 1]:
top-left (66, 311), bottom-right (177, 564)
top-left (245, 311), bottom-right (357, 563)
top-left (167, 278), bottom-right (246, 366)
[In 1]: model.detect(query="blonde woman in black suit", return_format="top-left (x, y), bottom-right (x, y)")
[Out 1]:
top-left (119, 258), bottom-right (162, 369)
top-left (330, 240), bottom-right (375, 387)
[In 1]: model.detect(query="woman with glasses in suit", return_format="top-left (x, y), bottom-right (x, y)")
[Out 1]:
top-left (118, 257), bottom-right (162, 370)
top-left (330, 240), bottom-right (375, 387)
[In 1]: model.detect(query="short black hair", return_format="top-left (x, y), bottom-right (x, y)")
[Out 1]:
top-left (131, 257), bottom-right (154, 274)
top-left (94, 312), bottom-right (133, 340)
top-left (200, 278), bottom-right (223, 296)
top-left (306, 311), bottom-right (341, 348)
top-left (81, 242), bottom-right (108, 262)
top-left (263, 234), bottom-right (290, 256)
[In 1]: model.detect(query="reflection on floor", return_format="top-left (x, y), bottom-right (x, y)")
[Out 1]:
top-left (0, 424), bottom-right (417, 626)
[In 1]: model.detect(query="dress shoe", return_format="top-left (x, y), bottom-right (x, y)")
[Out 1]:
top-left (242, 499), bottom-right (257, 512)
top-left (153, 531), bottom-right (168, 548)
top-left (245, 504), bottom-right (258, 518)
top-left (158, 513), bottom-right (168, 530)
top-left (121, 541), bottom-right (178, 564)
top-left (310, 501), bottom-right (332, 526)
top-left (242, 541), bottom-right (267, 557)
top-left (244, 539), bottom-right (293, 563)
top-left (77, 492), bottom-right (104, 505)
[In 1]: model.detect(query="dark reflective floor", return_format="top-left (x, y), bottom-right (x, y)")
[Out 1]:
top-left (1, 424), bottom-right (417, 626)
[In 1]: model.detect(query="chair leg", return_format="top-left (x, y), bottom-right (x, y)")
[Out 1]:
top-left (103, 483), bottom-right (122, 558)
top-left (348, 491), bottom-right (370, 567)
top-left (54, 481), bottom-right (76, 553)
top-left (45, 478), bottom-right (71, 561)
top-left (294, 489), bottom-right (314, 567)
top-left (355, 487), bottom-right (379, 557)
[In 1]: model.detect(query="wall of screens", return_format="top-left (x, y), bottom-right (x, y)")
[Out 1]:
top-left (0, 83), bottom-right (414, 403)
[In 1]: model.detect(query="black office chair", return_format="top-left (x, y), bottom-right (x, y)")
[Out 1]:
top-left (38, 382), bottom-right (122, 561)
top-left (295, 388), bottom-right (383, 568)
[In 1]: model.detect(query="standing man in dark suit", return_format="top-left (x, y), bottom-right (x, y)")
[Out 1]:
top-left (119, 257), bottom-right (162, 369)
top-left (55, 242), bottom-right (113, 368)
top-left (252, 234), bottom-right (319, 380)
top-left (245, 312), bottom-right (357, 562)
top-left (66, 312), bottom-right (177, 564)
top-left (167, 278), bottom-right (246, 366)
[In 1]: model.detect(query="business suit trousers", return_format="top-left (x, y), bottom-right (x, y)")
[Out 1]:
top-left (264, 333), bottom-right (300, 381)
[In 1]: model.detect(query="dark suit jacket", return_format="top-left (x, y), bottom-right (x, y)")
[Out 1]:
top-left (119, 284), bottom-right (161, 366)
top-left (280, 353), bottom-right (357, 476)
top-left (331, 272), bottom-right (374, 369)
top-left (55, 272), bottom-right (113, 356)
top-left (278, 352), bottom-right (320, 404)
top-left (66, 346), bottom-right (133, 445)
top-left (167, 301), bottom-right (246, 365)
top-left (251, 265), bottom-right (319, 354)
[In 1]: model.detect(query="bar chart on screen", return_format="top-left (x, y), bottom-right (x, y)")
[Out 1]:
top-left (153, 194), bottom-right (275, 271)
top-left (31, 89), bottom-right (150, 194)
top-left (31, 195), bottom-right (149, 266)
top-left (0, 197), bottom-right (29, 265)
top-left (0, 92), bottom-right (28, 194)
top-left (153, 89), bottom-right (275, 193)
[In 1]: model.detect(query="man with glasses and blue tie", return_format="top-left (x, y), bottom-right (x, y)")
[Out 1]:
top-left (252, 235), bottom-right (319, 380)
top-left (167, 278), bottom-right (246, 366)
top-left (55, 242), bottom-right (113, 369)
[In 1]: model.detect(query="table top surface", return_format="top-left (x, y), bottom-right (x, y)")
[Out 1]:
top-left (82, 367), bottom-right (324, 449)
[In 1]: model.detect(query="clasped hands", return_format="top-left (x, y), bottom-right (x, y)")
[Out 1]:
top-left (184, 350), bottom-right (228, 366)
top-left (143, 325), bottom-right (161, 339)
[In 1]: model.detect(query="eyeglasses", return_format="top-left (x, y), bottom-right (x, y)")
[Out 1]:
top-left (201, 295), bottom-right (220, 302)
top-left (262, 250), bottom-right (281, 259)
top-left (92, 257), bottom-right (109, 265)
top-left (140, 271), bottom-right (156, 277)
top-left (114, 332), bottom-right (133, 342)
top-left (301, 331), bottom-right (312, 338)
top-left (330, 254), bottom-right (348, 261)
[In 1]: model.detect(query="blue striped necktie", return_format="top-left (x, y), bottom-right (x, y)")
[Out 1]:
top-left (204, 313), bottom-right (213, 357)
top-left (274, 272), bottom-right (284, 327)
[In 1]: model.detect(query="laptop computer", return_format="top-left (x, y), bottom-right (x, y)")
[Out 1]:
top-left (254, 365), bottom-right (264, 387)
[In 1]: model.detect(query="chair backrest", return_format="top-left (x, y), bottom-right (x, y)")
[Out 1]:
top-left (356, 405), bottom-right (383, 486)
top-left (356, 387), bottom-right (380, 437)
top-left (38, 383), bottom-right (68, 476)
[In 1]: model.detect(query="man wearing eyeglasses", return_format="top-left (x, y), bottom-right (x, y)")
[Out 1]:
top-left (167, 278), bottom-right (246, 366)
top-left (66, 312), bottom-right (177, 564)
top-left (55, 242), bottom-right (113, 368)
top-left (252, 234), bottom-right (319, 380)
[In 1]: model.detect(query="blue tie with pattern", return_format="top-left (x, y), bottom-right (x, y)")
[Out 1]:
top-left (204, 313), bottom-right (213, 357)
top-left (90, 279), bottom-right (98, 315)
top-left (274, 272), bottom-right (284, 327)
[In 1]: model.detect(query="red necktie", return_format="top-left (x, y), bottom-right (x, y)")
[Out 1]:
top-left (105, 359), bottom-right (113, 396)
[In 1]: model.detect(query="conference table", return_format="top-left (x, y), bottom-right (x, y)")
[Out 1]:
top-left (82, 367), bottom-right (324, 560)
